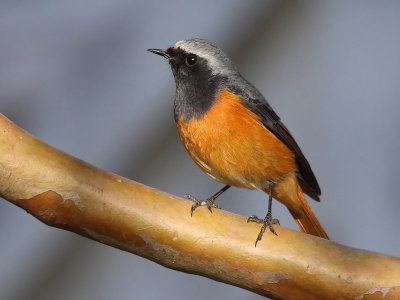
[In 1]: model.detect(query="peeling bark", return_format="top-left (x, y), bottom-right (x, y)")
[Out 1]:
top-left (1, 113), bottom-right (400, 300)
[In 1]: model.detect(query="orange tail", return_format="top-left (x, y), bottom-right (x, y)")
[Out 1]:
top-left (289, 184), bottom-right (329, 239)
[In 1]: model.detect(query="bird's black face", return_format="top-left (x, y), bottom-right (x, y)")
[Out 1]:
top-left (148, 39), bottom-right (240, 121)
top-left (165, 47), bottom-right (213, 83)
top-left (150, 46), bottom-right (222, 121)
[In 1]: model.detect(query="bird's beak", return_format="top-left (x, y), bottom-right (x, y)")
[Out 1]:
top-left (147, 48), bottom-right (170, 59)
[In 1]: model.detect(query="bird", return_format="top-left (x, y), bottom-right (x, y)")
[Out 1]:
top-left (148, 38), bottom-right (328, 246)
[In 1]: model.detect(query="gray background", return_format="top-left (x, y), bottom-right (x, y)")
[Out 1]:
top-left (1, 1), bottom-right (399, 299)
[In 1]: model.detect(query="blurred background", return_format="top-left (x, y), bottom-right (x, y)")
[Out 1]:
top-left (1, 1), bottom-right (400, 299)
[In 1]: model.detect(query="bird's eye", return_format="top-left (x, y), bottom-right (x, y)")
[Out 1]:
top-left (185, 54), bottom-right (197, 66)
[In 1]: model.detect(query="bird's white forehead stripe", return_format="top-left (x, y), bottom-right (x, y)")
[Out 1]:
top-left (174, 40), bottom-right (235, 75)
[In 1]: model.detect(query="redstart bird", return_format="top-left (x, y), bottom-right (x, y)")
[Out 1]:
top-left (148, 38), bottom-right (328, 245)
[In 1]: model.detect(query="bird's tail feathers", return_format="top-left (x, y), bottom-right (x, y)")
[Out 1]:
top-left (289, 183), bottom-right (329, 239)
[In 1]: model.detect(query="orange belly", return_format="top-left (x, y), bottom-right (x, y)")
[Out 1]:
top-left (176, 89), bottom-right (296, 191)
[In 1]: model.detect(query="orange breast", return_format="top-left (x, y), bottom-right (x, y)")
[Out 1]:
top-left (175, 88), bottom-right (296, 190)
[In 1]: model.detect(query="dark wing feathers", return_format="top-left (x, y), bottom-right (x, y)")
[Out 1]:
top-left (228, 82), bottom-right (321, 201)
top-left (269, 119), bottom-right (321, 201)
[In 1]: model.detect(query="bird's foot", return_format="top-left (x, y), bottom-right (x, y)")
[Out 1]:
top-left (184, 194), bottom-right (220, 216)
top-left (247, 212), bottom-right (280, 246)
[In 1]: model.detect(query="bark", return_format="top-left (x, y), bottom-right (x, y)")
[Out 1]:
top-left (0, 113), bottom-right (399, 300)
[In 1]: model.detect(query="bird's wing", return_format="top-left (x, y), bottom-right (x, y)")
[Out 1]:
top-left (228, 83), bottom-right (321, 201)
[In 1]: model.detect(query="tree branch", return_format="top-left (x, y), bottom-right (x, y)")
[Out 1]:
top-left (0, 113), bottom-right (399, 300)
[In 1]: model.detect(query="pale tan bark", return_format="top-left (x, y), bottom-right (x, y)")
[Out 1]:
top-left (0, 113), bottom-right (399, 300)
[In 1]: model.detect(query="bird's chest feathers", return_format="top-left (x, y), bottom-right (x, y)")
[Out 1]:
top-left (175, 89), bottom-right (295, 188)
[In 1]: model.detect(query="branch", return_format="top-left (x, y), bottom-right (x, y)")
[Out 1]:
top-left (0, 113), bottom-right (399, 300)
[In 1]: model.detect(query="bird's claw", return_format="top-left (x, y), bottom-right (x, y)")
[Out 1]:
top-left (248, 212), bottom-right (280, 247)
top-left (185, 194), bottom-right (220, 216)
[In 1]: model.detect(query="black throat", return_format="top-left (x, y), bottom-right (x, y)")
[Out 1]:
top-left (173, 74), bottom-right (223, 122)
top-left (167, 47), bottom-right (226, 122)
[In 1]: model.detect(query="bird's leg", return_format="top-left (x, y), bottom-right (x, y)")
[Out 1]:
top-left (247, 181), bottom-right (280, 246)
top-left (185, 185), bottom-right (230, 216)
